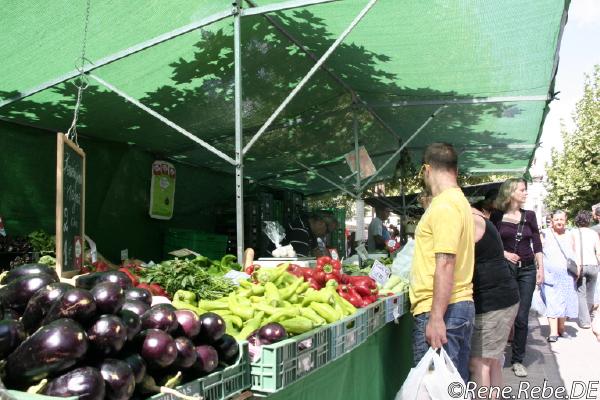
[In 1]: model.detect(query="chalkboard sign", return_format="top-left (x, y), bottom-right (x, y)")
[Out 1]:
top-left (56, 133), bottom-right (85, 277)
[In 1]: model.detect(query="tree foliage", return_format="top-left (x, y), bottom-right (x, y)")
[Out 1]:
top-left (545, 65), bottom-right (600, 215)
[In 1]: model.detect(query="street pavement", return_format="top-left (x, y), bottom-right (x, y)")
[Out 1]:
top-left (501, 311), bottom-right (600, 399)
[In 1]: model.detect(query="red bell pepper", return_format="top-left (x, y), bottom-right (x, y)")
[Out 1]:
top-left (361, 294), bottom-right (378, 307)
top-left (245, 264), bottom-right (260, 275)
top-left (316, 256), bottom-right (341, 283)
top-left (344, 275), bottom-right (377, 289)
top-left (119, 267), bottom-right (139, 287)
top-left (93, 261), bottom-right (110, 272)
top-left (337, 284), bottom-right (364, 308)
top-left (313, 270), bottom-right (326, 285)
top-left (306, 277), bottom-right (322, 290)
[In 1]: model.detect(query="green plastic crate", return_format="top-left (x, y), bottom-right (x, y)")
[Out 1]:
top-left (329, 309), bottom-right (369, 360)
top-left (163, 229), bottom-right (227, 260)
top-left (365, 299), bottom-right (386, 336)
top-left (251, 325), bottom-right (330, 393)
top-left (150, 341), bottom-right (250, 400)
top-left (384, 292), bottom-right (409, 323)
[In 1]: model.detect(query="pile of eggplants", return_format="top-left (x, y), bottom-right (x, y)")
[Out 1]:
top-left (0, 264), bottom-right (241, 400)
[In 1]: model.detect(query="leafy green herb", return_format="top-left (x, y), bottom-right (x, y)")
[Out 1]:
top-left (137, 258), bottom-right (235, 300)
top-left (28, 230), bottom-right (55, 253)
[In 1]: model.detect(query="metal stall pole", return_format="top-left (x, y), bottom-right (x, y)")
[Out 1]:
top-left (233, 3), bottom-right (245, 263)
top-left (352, 106), bottom-right (366, 244)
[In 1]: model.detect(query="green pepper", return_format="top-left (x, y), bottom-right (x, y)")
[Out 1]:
top-left (266, 307), bottom-right (300, 323)
top-left (299, 307), bottom-right (327, 326)
top-left (251, 284), bottom-right (266, 295)
top-left (288, 293), bottom-right (299, 304)
top-left (301, 288), bottom-right (333, 307)
top-left (280, 316), bottom-right (314, 335)
top-left (172, 299), bottom-right (203, 314)
top-left (222, 314), bottom-right (243, 329)
top-left (296, 281), bottom-right (310, 294)
top-left (173, 290), bottom-right (197, 305)
top-left (253, 263), bottom-right (288, 284)
top-left (228, 295), bottom-right (255, 320)
top-left (254, 302), bottom-right (278, 315)
top-left (280, 278), bottom-right (303, 300)
top-left (235, 312), bottom-right (265, 340)
top-left (309, 302), bottom-right (339, 323)
top-left (198, 299), bottom-right (229, 311)
top-left (239, 280), bottom-right (252, 289)
top-left (265, 282), bottom-right (281, 305)
top-left (237, 289), bottom-right (251, 298)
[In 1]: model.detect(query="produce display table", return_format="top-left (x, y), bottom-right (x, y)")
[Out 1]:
top-left (262, 314), bottom-right (413, 400)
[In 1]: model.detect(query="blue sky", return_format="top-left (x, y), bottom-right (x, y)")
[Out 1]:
top-left (534, 0), bottom-right (600, 171)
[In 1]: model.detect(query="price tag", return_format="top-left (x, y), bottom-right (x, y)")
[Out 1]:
top-left (356, 243), bottom-right (368, 261)
top-left (346, 331), bottom-right (357, 347)
top-left (298, 354), bottom-right (313, 372)
top-left (0, 216), bottom-right (6, 237)
top-left (84, 235), bottom-right (97, 263)
top-left (224, 270), bottom-right (251, 285)
top-left (369, 260), bottom-right (391, 286)
top-left (121, 248), bottom-right (129, 261)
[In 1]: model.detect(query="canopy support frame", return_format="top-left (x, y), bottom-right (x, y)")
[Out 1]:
top-left (242, 0), bottom-right (379, 156)
top-left (233, 3), bottom-right (245, 263)
top-left (360, 105), bottom-right (446, 191)
top-left (89, 74), bottom-right (237, 166)
top-left (369, 95), bottom-right (551, 108)
top-left (295, 160), bottom-right (359, 199)
top-left (241, 0), bottom-right (340, 16)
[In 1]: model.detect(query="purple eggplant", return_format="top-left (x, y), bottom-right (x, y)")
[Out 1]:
top-left (213, 334), bottom-right (240, 365)
top-left (173, 337), bottom-right (197, 368)
top-left (6, 318), bottom-right (88, 386)
top-left (0, 273), bottom-right (58, 313)
top-left (194, 345), bottom-right (219, 374)
top-left (124, 288), bottom-right (152, 305)
top-left (42, 288), bottom-right (97, 325)
top-left (1, 263), bottom-right (59, 284)
top-left (141, 304), bottom-right (178, 333)
top-left (174, 309), bottom-right (201, 338)
top-left (44, 367), bottom-right (105, 400)
top-left (0, 319), bottom-right (27, 359)
top-left (121, 300), bottom-right (150, 317)
top-left (197, 312), bottom-right (226, 343)
top-left (91, 282), bottom-right (125, 314)
top-left (258, 322), bottom-right (288, 344)
top-left (118, 309), bottom-right (142, 340)
top-left (87, 315), bottom-right (127, 355)
top-left (121, 353), bottom-right (147, 384)
top-left (100, 359), bottom-right (136, 400)
top-left (21, 282), bottom-right (73, 333)
top-left (134, 329), bottom-right (177, 368)
top-left (76, 271), bottom-right (133, 290)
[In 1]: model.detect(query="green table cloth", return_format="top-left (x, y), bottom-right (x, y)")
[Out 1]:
top-left (265, 314), bottom-right (413, 400)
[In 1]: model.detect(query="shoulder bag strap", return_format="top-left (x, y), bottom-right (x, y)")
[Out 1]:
top-left (550, 229), bottom-right (569, 262)
top-left (514, 210), bottom-right (527, 252)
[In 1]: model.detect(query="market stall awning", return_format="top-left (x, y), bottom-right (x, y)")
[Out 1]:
top-left (0, 0), bottom-right (569, 195)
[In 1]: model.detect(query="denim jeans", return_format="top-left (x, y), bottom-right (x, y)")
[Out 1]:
top-left (577, 265), bottom-right (598, 327)
top-left (412, 301), bottom-right (475, 382)
top-left (512, 263), bottom-right (536, 364)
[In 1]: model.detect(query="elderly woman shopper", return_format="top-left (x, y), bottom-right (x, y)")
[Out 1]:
top-left (491, 178), bottom-right (543, 378)
top-left (541, 210), bottom-right (578, 341)
top-left (573, 210), bottom-right (600, 329)
top-left (469, 205), bottom-right (519, 396)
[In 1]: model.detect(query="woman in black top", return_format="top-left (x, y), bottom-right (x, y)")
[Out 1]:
top-left (470, 207), bottom-right (520, 392)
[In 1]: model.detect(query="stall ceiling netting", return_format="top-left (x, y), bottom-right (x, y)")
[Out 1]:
top-left (0, 0), bottom-right (568, 195)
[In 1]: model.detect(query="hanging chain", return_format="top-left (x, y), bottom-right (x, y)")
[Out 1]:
top-left (66, 0), bottom-right (92, 145)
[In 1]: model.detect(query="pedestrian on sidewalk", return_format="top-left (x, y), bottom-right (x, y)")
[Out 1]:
top-left (491, 178), bottom-right (544, 378)
top-left (409, 143), bottom-right (475, 383)
top-left (469, 205), bottom-right (519, 395)
top-left (541, 210), bottom-right (578, 342)
top-left (573, 210), bottom-right (600, 329)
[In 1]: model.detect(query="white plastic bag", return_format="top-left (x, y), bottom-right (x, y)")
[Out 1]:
top-left (391, 238), bottom-right (415, 281)
top-left (530, 286), bottom-right (546, 316)
top-left (395, 347), bottom-right (463, 400)
top-left (264, 221), bottom-right (296, 257)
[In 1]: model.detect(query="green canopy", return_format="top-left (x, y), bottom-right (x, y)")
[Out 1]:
top-left (0, 0), bottom-right (569, 195)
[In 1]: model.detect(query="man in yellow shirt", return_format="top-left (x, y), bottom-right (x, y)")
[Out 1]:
top-left (409, 142), bottom-right (475, 382)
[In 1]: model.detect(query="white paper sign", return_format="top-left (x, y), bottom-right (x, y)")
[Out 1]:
top-left (121, 248), bottom-right (129, 261)
top-left (369, 260), bottom-right (390, 286)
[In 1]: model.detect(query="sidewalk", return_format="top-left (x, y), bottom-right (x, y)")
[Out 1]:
top-left (502, 311), bottom-right (600, 399)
